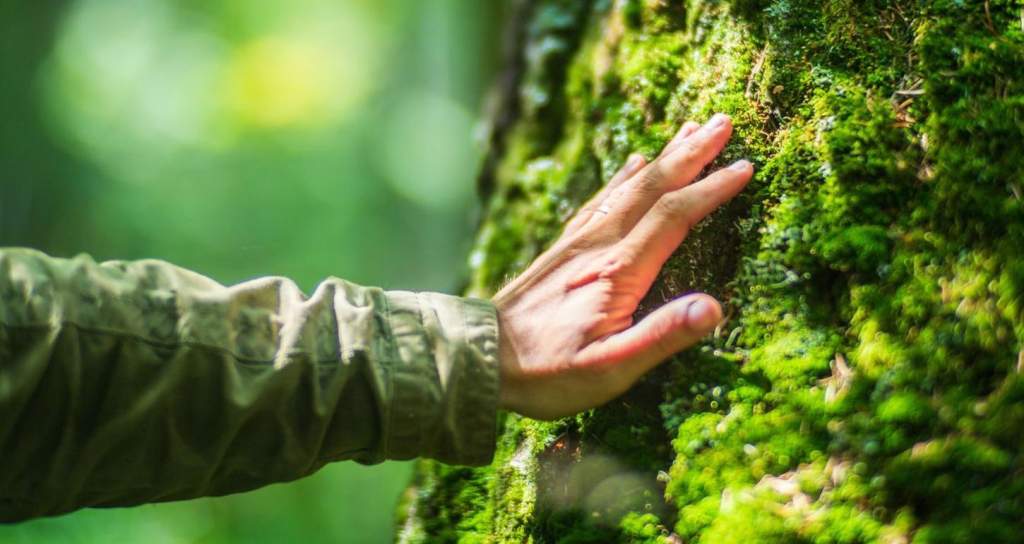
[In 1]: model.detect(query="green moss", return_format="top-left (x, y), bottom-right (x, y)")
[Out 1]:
top-left (401, 0), bottom-right (1024, 542)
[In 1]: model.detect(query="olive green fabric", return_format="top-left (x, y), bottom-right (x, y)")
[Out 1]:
top-left (0, 248), bottom-right (500, 521)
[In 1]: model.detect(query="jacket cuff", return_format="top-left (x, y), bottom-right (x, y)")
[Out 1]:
top-left (379, 290), bottom-right (500, 466)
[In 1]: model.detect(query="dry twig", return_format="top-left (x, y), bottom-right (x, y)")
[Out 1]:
top-left (984, 0), bottom-right (997, 35)
top-left (745, 46), bottom-right (769, 101)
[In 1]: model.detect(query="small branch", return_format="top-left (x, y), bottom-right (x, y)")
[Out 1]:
top-left (984, 0), bottom-right (997, 35)
top-left (745, 45), bottom-right (769, 101)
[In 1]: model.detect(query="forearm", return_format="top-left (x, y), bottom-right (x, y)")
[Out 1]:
top-left (0, 248), bottom-right (498, 521)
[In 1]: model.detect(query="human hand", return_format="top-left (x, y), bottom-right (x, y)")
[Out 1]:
top-left (493, 114), bottom-right (753, 420)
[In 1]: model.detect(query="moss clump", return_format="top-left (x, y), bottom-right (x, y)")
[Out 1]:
top-left (400, 0), bottom-right (1024, 542)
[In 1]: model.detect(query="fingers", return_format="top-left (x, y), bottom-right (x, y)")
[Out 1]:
top-left (620, 160), bottom-right (753, 283)
top-left (580, 121), bottom-right (702, 233)
top-left (576, 293), bottom-right (722, 375)
top-left (565, 117), bottom-right (714, 238)
top-left (605, 114), bottom-right (735, 232)
top-left (564, 153), bottom-right (647, 236)
top-left (658, 121), bottom-right (701, 159)
top-left (647, 113), bottom-right (734, 193)
top-left (607, 154), bottom-right (647, 193)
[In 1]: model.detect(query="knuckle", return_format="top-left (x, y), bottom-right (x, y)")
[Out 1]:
top-left (654, 192), bottom-right (692, 219)
top-left (636, 164), bottom-right (667, 192)
top-left (596, 249), bottom-right (635, 279)
top-left (604, 185), bottom-right (628, 206)
top-left (648, 196), bottom-right (695, 237)
top-left (674, 137), bottom-right (706, 162)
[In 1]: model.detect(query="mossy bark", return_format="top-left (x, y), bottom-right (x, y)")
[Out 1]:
top-left (398, 1), bottom-right (1024, 542)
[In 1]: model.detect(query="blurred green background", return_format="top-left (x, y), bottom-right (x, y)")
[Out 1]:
top-left (0, 0), bottom-right (504, 542)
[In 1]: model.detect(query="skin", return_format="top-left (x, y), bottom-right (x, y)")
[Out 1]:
top-left (494, 114), bottom-right (753, 420)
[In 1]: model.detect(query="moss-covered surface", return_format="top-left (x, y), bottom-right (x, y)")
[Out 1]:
top-left (398, 0), bottom-right (1024, 542)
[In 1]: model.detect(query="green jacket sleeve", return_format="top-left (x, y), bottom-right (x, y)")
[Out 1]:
top-left (0, 248), bottom-right (500, 521)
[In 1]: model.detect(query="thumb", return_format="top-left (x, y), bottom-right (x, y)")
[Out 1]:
top-left (580, 294), bottom-right (722, 374)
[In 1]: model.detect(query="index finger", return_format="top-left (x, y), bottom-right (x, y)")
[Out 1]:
top-left (617, 160), bottom-right (754, 285)
top-left (599, 114), bottom-right (735, 235)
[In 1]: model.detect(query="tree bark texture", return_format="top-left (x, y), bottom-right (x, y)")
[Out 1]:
top-left (399, 1), bottom-right (1024, 542)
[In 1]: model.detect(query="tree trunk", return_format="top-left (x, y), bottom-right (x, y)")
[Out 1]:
top-left (399, 0), bottom-right (1024, 542)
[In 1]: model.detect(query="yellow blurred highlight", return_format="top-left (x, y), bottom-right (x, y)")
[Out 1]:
top-left (223, 37), bottom-right (337, 129)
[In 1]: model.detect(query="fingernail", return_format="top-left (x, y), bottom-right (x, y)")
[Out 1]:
top-left (729, 159), bottom-right (752, 171)
top-left (627, 153), bottom-right (644, 168)
top-left (686, 299), bottom-right (718, 329)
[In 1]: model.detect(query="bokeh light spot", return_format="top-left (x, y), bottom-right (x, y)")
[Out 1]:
top-left (222, 38), bottom-right (333, 129)
top-left (374, 92), bottom-right (479, 210)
